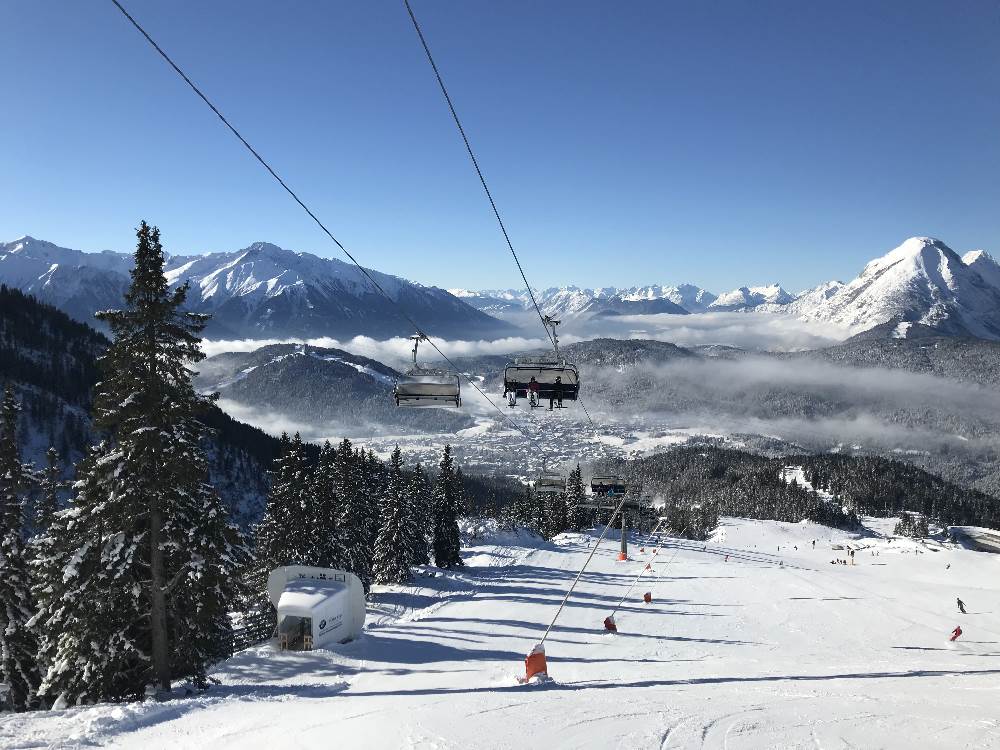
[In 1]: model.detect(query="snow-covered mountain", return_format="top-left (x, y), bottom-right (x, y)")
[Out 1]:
top-left (455, 284), bottom-right (715, 319)
top-left (0, 237), bottom-right (513, 340)
top-left (794, 237), bottom-right (1000, 339)
top-left (708, 284), bottom-right (795, 311)
top-left (963, 249), bottom-right (1000, 291)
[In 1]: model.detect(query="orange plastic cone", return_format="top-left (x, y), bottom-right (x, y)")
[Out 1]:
top-left (604, 615), bottom-right (617, 632)
top-left (524, 643), bottom-right (547, 681)
top-left (617, 552), bottom-right (628, 561)
top-left (643, 591), bottom-right (652, 604)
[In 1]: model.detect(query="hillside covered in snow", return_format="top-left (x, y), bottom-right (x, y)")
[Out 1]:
top-left (5, 516), bottom-right (998, 749)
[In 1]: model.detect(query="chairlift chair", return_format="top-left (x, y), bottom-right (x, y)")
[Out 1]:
top-left (503, 316), bottom-right (580, 407)
top-left (535, 472), bottom-right (567, 495)
top-left (591, 474), bottom-right (628, 497)
top-left (393, 334), bottom-right (461, 407)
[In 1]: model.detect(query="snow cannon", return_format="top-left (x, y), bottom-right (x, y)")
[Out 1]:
top-left (604, 615), bottom-right (617, 633)
top-left (524, 643), bottom-right (548, 682)
top-left (643, 592), bottom-right (652, 604)
top-left (267, 566), bottom-right (366, 650)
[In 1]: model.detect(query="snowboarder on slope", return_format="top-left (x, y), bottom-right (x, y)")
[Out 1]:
top-left (957, 597), bottom-right (967, 614)
top-left (950, 625), bottom-right (963, 642)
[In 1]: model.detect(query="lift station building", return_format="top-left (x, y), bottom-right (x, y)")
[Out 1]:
top-left (267, 566), bottom-right (366, 650)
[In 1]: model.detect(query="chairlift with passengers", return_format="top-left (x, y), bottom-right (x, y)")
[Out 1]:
top-left (590, 474), bottom-right (628, 497)
top-left (503, 316), bottom-right (579, 409)
top-left (393, 333), bottom-right (461, 407)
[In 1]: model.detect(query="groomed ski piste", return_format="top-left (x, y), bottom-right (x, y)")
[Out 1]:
top-left (4, 517), bottom-right (999, 749)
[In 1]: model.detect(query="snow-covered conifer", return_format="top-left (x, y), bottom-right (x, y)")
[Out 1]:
top-left (406, 463), bottom-right (431, 566)
top-left (0, 385), bottom-right (41, 711)
top-left (373, 447), bottom-right (411, 585)
top-left (432, 446), bottom-right (463, 568)
top-left (313, 441), bottom-right (348, 570)
top-left (31, 222), bottom-right (247, 702)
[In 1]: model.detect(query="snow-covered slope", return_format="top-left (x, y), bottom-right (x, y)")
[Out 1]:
top-left (8, 516), bottom-right (1000, 749)
top-left (0, 237), bottom-right (513, 340)
top-left (796, 237), bottom-right (1000, 339)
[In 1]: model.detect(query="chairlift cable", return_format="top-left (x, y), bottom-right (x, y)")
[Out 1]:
top-left (539, 494), bottom-right (629, 645)
top-left (106, 0), bottom-right (530, 438)
top-left (404, 1), bottom-right (603, 434)
top-left (402, 0), bottom-right (556, 353)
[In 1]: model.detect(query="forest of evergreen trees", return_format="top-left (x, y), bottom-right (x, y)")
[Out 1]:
top-left (631, 446), bottom-right (1000, 531)
top-left (0, 223), bottom-right (508, 712)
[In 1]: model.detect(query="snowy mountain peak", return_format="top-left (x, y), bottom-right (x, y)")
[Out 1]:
top-left (860, 237), bottom-right (955, 277)
top-left (796, 237), bottom-right (1000, 340)
top-left (709, 284), bottom-right (793, 311)
top-left (962, 249), bottom-right (1000, 291)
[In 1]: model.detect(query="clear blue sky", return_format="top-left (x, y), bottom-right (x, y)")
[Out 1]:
top-left (2, 1), bottom-right (998, 292)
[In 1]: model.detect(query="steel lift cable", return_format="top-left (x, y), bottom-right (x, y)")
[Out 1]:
top-left (402, 0), bottom-right (554, 353)
top-left (402, 0), bottom-right (602, 432)
top-left (106, 0), bottom-right (530, 438)
top-left (538, 494), bottom-right (629, 645)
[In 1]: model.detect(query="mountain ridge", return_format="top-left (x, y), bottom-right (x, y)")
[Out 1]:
top-left (0, 236), bottom-right (514, 341)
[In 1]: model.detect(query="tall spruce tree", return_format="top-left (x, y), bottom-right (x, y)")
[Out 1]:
top-left (566, 465), bottom-right (587, 531)
top-left (432, 446), bottom-right (463, 568)
top-left (0, 385), bottom-right (41, 711)
top-left (31, 222), bottom-right (247, 703)
top-left (333, 439), bottom-right (370, 592)
top-left (372, 447), bottom-right (411, 585)
top-left (33, 447), bottom-right (65, 532)
top-left (313, 441), bottom-right (348, 570)
top-left (406, 463), bottom-right (431, 566)
top-left (544, 491), bottom-right (569, 539)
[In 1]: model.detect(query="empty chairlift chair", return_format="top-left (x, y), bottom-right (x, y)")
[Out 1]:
top-left (535, 472), bottom-right (567, 495)
top-left (393, 333), bottom-right (461, 407)
top-left (503, 316), bottom-right (580, 408)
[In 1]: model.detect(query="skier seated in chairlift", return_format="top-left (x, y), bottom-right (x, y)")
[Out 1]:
top-left (549, 376), bottom-right (564, 411)
top-left (528, 376), bottom-right (540, 407)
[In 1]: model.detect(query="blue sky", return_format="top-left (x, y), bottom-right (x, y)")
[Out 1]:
top-left (2, 1), bottom-right (998, 292)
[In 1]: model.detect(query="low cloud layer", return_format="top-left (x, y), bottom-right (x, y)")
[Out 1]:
top-left (578, 312), bottom-right (850, 351)
top-left (584, 356), bottom-right (1000, 457)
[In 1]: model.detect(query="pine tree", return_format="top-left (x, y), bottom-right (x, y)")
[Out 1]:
top-left (544, 491), bottom-right (569, 539)
top-left (334, 439), bottom-right (370, 592)
top-left (406, 463), bottom-right (431, 566)
top-left (432, 446), bottom-right (463, 568)
top-left (31, 222), bottom-right (247, 703)
top-left (372, 447), bottom-right (411, 585)
top-left (566, 465), bottom-right (587, 530)
top-left (313, 441), bottom-right (348, 570)
top-left (33, 447), bottom-right (65, 532)
top-left (0, 385), bottom-right (41, 710)
top-left (513, 483), bottom-right (536, 528)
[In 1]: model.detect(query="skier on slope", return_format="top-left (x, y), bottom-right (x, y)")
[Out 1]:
top-left (950, 625), bottom-right (963, 642)
top-left (957, 597), bottom-right (967, 614)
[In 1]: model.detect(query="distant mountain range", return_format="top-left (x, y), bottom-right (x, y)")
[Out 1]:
top-left (0, 236), bottom-right (515, 340)
top-left (455, 237), bottom-right (1000, 341)
top-left (5, 235), bottom-right (999, 343)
